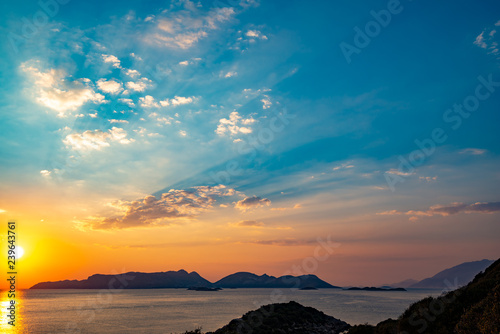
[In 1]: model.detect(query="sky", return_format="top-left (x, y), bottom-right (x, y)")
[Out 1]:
top-left (0, 0), bottom-right (499, 289)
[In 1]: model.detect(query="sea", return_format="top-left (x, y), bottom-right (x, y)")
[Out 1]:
top-left (1, 288), bottom-right (443, 333)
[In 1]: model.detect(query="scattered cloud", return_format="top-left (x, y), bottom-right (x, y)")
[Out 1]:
top-left (79, 185), bottom-right (238, 230)
top-left (148, 5), bottom-right (236, 49)
top-left (124, 69), bottom-right (141, 78)
top-left (261, 96), bottom-right (272, 109)
top-left (216, 111), bottom-right (256, 136)
top-left (474, 32), bottom-right (487, 49)
top-left (474, 22), bottom-right (500, 57)
top-left (96, 78), bottom-right (123, 94)
top-left (245, 29), bottom-right (267, 40)
top-left (235, 195), bottom-right (271, 211)
top-left (102, 54), bottom-right (121, 68)
top-left (377, 201), bottom-right (500, 220)
top-left (21, 62), bottom-right (105, 116)
top-left (332, 163), bottom-right (355, 171)
top-left (63, 127), bottom-right (133, 151)
top-left (419, 176), bottom-right (437, 182)
top-left (221, 71), bottom-right (237, 78)
top-left (118, 98), bottom-right (135, 107)
top-left (139, 95), bottom-right (160, 108)
top-left (125, 78), bottom-right (152, 92)
top-left (160, 96), bottom-right (196, 107)
top-left (385, 168), bottom-right (414, 177)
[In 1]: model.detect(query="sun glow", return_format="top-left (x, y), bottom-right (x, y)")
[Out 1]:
top-left (15, 246), bottom-right (24, 259)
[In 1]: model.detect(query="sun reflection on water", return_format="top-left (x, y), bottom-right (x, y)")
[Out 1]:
top-left (0, 290), bottom-right (24, 333)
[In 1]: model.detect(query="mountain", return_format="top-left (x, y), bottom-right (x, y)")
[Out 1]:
top-left (214, 272), bottom-right (340, 289)
top-left (348, 258), bottom-right (500, 334)
top-left (388, 278), bottom-right (418, 288)
top-left (206, 301), bottom-right (350, 334)
top-left (30, 269), bottom-right (212, 289)
top-left (30, 270), bottom-right (339, 289)
top-left (409, 259), bottom-right (494, 289)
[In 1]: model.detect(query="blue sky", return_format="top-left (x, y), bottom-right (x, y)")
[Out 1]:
top-left (1, 0), bottom-right (499, 285)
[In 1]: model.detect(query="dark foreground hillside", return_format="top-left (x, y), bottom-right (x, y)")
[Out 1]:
top-left (207, 301), bottom-right (350, 334)
top-left (349, 258), bottom-right (500, 334)
top-left (174, 258), bottom-right (499, 334)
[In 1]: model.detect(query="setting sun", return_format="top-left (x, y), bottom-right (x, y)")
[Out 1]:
top-left (15, 246), bottom-right (24, 259)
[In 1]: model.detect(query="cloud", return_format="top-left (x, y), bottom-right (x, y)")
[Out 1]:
top-left (377, 201), bottom-right (500, 220)
top-left (97, 78), bottom-right (123, 94)
top-left (474, 32), bottom-right (487, 49)
top-left (139, 95), bottom-right (160, 108)
top-left (474, 23), bottom-right (500, 56)
top-left (459, 148), bottom-right (487, 155)
top-left (221, 71), bottom-right (237, 78)
top-left (80, 185), bottom-right (238, 230)
top-left (419, 176), bottom-right (437, 182)
top-left (21, 62), bottom-right (105, 116)
top-left (385, 168), bottom-right (414, 177)
top-left (102, 54), bottom-right (121, 68)
top-left (125, 69), bottom-right (140, 78)
top-left (245, 29), bottom-right (267, 40)
top-left (125, 78), bottom-right (152, 92)
top-left (179, 60), bottom-right (190, 66)
top-left (160, 96), bottom-right (196, 107)
top-left (148, 5), bottom-right (235, 49)
top-left (261, 96), bottom-right (272, 109)
top-left (235, 195), bottom-right (271, 211)
top-left (235, 220), bottom-right (265, 227)
top-left (118, 98), bottom-right (135, 107)
top-left (63, 127), bottom-right (133, 151)
top-left (216, 111), bottom-right (256, 136)
top-left (249, 239), bottom-right (318, 246)
top-left (40, 170), bottom-right (52, 178)
top-left (109, 119), bottom-right (128, 124)
top-left (332, 163), bottom-right (355, 171)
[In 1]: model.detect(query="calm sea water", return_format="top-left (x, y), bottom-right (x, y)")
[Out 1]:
top-left (1, 288), bottom-right (443, 333)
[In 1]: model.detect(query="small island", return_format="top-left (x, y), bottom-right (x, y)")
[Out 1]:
top-left (345, 287), bottom-right (407, 291)
top-left (187, 287), bottom-right (222, 291)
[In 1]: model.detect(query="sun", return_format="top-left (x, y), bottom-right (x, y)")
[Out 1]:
top-left (15, 246), bottom-right (24, 259)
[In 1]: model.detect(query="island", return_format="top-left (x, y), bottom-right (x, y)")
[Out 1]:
top-left (345, 287), bottom-right (407, 291)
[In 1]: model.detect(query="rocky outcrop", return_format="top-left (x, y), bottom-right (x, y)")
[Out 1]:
top-left (207, 301), bottom-right (350, 334)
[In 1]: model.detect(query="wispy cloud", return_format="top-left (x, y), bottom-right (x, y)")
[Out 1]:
top-left (459, 148), bottom-right (487, 155)
top-left (63, 127), bottom-right (133, 151)
top-left (377, 201), bottom-right (500, 220)
top-left (147, 4), bottom-right (236, 49)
